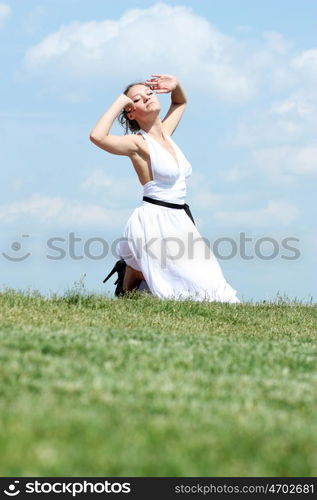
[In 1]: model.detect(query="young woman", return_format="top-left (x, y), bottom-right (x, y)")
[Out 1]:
top-left (90, 74), bottom-right (240, 303)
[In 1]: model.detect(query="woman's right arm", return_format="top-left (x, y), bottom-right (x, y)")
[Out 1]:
top-left (89, 94), bottom-right (138, 156)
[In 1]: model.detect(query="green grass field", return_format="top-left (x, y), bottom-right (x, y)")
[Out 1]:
top-left (0, 289), bottom-right (316, 477)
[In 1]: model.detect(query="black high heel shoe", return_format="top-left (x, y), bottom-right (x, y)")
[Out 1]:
top-left (103, 259), bottom-right (127, 297)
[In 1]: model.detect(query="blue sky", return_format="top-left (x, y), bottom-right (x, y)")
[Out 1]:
top-left (1, 0), bottom-right (316, 302)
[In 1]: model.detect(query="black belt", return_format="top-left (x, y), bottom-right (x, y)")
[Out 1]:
top-left (143, 196), bottom-right (195, 225)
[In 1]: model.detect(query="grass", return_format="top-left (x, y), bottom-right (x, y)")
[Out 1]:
top-left (0, 288), bottom-right (316, 477)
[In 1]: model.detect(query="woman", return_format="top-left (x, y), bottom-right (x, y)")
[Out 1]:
top-left (90, 74), bottom-right (240, 303)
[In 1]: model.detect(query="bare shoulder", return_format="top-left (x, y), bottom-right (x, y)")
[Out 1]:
top-left (89, 132), bottom-right (142, 157)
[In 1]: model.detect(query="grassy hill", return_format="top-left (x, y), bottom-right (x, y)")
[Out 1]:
top-left (0, 289), bottom-right (316, 476)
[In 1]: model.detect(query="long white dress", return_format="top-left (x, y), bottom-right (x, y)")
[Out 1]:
top-left (117, 130), bottom-right (240, 303)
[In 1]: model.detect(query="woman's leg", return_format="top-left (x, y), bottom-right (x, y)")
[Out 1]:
top-left (123, 265), bottom-right (145, 292)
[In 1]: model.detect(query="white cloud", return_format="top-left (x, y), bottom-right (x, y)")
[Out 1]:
top-left (221, 166), bottom-right (252, 182)
top-left (291, 48), bottom-right (317, 79)
top-left (233, 113), bottom-right (303, 147)
top-left (263, 32), bottom-right (291, 55)
top-left (231, 88), bottom-right (317, 183)
top-left (188, 171), bottom-right (252, 210)
top-left (80, 169), bottom-right (113, 190)
top-left (190, 186), bottom-right (252, 212)
top-left (234, 91), bottom-right (317, 146)
top-left (194, 191), bottom-right (225, 209)
top-left (22, 2), bottom-right (258, 103)
top-left (80, 169), bottom-right (142, 207)
top-left (187, 173), bottom-right (218, 213)
top-left (214, 200), bottom-right (299, 227)
top-left (271, 96), bottom-right (316, 116)
top-left (252, 147), bottom-right (317, 182)
top-left (0, 194), bottom-right (129, 227)
top-left (21, 2), bottom-right (317, 111)
top-left (21, 2), bottom-right (315, 109)
top-left (0, 3), bottom-right (11, 30)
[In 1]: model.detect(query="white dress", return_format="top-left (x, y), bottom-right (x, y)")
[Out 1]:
top-left (117, 130), bottom-right (240, 303)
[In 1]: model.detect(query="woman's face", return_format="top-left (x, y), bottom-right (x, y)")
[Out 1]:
top-left (125, 84), bottom-right (160, 120)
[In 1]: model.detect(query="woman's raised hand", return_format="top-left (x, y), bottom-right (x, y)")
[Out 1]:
top-left (121, 95), bottom-right (136, 114)
top-left (145, 74), bottom-right (178, 94)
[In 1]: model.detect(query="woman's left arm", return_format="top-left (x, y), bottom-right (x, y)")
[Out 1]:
top-left (170, 81), bottom-right (187, 105)
top-left (145, 74), bottom-right (187, 135)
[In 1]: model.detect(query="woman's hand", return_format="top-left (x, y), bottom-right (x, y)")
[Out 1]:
top-left (121, 95), bottom-right (136, 114)
top-left (145, 74), bottom-right (178, 94)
